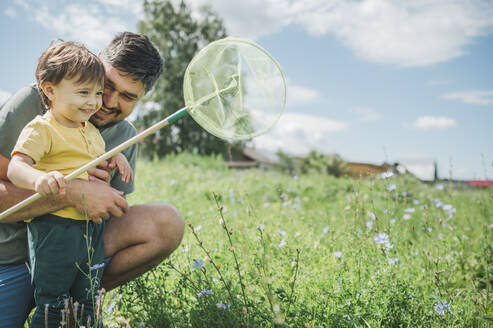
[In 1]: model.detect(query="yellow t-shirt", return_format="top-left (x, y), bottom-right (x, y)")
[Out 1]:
top-left (12, 111), bottom-right (106, 220)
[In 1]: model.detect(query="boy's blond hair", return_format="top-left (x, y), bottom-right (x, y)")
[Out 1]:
top-left (36, 41), bottom-right (105, 109)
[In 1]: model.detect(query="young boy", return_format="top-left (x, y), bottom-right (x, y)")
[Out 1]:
top-left (7, 41), bottom-right (133, 327)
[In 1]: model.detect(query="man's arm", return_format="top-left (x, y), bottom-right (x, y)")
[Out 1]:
top-left (0, 154), bottom-right (129, 223)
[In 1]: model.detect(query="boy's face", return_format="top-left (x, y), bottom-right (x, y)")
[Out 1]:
top-left (90, 63), bottom-right (146, 128)
top-left (43, 77), bottom-right (103, 128)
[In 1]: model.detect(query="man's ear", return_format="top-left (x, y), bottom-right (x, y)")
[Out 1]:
top-left (40, 81), bottom-right (56, 102)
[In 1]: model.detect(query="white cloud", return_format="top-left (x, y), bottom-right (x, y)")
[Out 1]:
top-left (191, 0), bottom-right (493, 67)
top-left (351, 107), bottom-right (382, 121)
top-left (13, 0), bottom-right (30, 10)
top-left (97, 0), bottom-right (143, 16)
top-left (13, 0), bottom-right (492, 67)
top-left (286, 80), bottom-right (320, 107)
top-left (253, 112), bottom-right (348, 156)
top-left (11, 1), bottom-right (138, 51)
top-left (186, 0), bottom-right (293, 39)
top-left (5, 7), bottom-right (16, 17)
top-left (0, 90), bottom-right (12, 106)
top-left (441, 90), bottom-right (493, 105)
top-left (412, 116), bottom-right (456, 130)
top-left (33, 4), bottom-right (128, 51)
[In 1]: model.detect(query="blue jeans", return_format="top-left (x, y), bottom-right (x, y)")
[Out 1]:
top-left (0, 262), bottom-right (35, 328)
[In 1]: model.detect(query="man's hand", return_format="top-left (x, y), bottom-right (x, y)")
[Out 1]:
top-left (87, 160), bottom-right (113, 184)
top-left (67, 179), bottom-right (129, 224)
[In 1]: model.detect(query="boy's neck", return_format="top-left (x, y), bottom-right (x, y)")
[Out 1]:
top-left (48, 109), bottom-right (84, 128)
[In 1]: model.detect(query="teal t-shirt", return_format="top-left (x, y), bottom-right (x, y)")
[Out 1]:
top-left (0, 84), bottom-right (138, 264)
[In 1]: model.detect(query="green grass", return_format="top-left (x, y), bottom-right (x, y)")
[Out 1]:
top-left (104, 153), bottom-right (492, 327)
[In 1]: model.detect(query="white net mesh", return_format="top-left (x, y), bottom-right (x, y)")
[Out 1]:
top-left (183, 38), bottom-right (285, 141)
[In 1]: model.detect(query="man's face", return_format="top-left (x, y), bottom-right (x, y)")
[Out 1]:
top-left (90, 63), bottom-right (146, 128)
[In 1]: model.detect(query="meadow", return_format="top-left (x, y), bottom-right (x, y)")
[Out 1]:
top-left (101, 153), bottom-right (492, 327)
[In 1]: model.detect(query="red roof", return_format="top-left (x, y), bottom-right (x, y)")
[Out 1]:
top-left (468, 180), bottom-right (493, 187)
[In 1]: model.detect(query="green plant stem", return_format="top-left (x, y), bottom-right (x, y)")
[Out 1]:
top-left (189, 224), bottom-right (238, 308)
top-left (213, 193), bottom-right (250, 316)
top-left (166, 261), bottom-right (201, 293)
top-left (286, 248), bottom-right (301, 315)
top-left (257, 228), bottom-right (276, 326)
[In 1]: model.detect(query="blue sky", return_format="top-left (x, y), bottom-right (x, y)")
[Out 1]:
top-left (1, 0), bottom-right (492, 180)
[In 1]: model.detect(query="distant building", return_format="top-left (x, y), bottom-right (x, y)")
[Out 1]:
top-left (225, 147), bottom-right (276, 169)
top-left (398, 160), bottom-right (438, 182)
top-left (345, 162), bottom-right (394, 177)
top-left (468, 180), bottom-right (493, 188)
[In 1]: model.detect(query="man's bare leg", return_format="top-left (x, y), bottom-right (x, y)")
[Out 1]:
top-left (101, 203), bottom-right (184, 290)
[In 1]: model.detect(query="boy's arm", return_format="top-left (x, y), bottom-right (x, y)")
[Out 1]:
top-left (7, 153), bottom-right (65, 196)
top-left (7, 153), bottom-right (40, 191)
top-left (0, 153), bottom-right (129, 223)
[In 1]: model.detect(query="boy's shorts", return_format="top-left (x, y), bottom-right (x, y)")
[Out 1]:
top-left (28, 214), bottom-right (107, 327)
top-left (0, 262), bottom-right (35, 328)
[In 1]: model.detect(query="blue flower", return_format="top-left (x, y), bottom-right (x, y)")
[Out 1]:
top-left (334, 251), bottom-right (342, 258)
top-left (90, 263), bottom-right (105, 271)
top-left (374, 233), bottom-right (393, 249)
top-left (434, 301), bottom-right (450, 315)
top-left (388, 258), bottom-right (399, 265)
top-left (387, 184), bottom-right (396, 192)
top-left (192, 259), bottom-right (204, 270)
top-left (197, 288), bottom-right (212, 298)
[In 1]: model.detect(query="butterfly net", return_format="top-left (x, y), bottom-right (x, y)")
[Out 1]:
top-left (183, 38), bottom-right (285, 141)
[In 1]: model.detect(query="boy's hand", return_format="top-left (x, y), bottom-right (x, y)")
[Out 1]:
top-left (88, 161), bottom-right (112, 184)
top-left (34, 171), bottom-right (66, 196)
top-left (108, 153), bottom-right (134, 183)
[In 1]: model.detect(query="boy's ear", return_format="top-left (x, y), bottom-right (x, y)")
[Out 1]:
top-left (40, 81), bottom-right (56, 101)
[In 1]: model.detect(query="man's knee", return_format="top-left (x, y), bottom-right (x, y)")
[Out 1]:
top-left (152, 203), bottom-right (184, 252)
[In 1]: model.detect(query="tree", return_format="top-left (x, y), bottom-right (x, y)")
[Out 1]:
top-left (275, 150), bottom-right (297, 175)
top-left (299, 150), bottom-right (347, 177)
top-left (135, 0), bottom-right (231, 157)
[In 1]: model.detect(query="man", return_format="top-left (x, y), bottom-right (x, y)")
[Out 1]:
top-left (0, 32), bottom-right (184, 327)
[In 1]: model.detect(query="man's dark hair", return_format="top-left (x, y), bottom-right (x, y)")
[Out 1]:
top-left (100, 32), bottom-right (163, 93)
